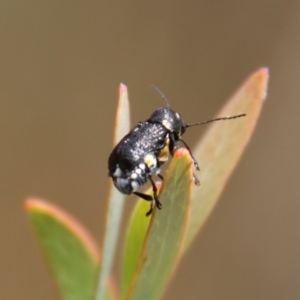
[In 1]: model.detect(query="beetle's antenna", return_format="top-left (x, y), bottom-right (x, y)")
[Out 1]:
top-left (186, 114), bottom-right (246, 127)
top-left (151, 85), bottom-right (170, 108)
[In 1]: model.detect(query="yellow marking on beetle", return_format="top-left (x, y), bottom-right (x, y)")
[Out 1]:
top-left (158, 137), bottom-right (170, 163)
top-left (144, 153), bottom-right (156, 169)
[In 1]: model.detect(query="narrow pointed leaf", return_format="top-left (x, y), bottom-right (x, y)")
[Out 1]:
top-left (125, 149), bottom-right (193, 300)
top-left (121, 183), bottom-right (162, 298)
top-left (121, 198), bottom-right (151, 298)
top-left (95, 84), bottom-right (131, 300)
top-left (25, 198), bottom-right (114, 300)
top-left (185, 68), bottom-right (269, 250)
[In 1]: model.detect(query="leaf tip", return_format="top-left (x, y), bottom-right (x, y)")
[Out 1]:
top-left (24, 197), bottom-right (48, 212)
top-left (24, 198), bottom-right (34, 211)
top-left (24, 197), bottom-right (100, 263)
top-left (173, 147), bottom-right (190, 159)
top-left (254, 67), bottom-right (270, 102)
top-left (119, 83), bottom-right (128, 95)
top-left (259, 66), bottom-right (269, 76)
top-left (260, 67), bottom-right (269, 101)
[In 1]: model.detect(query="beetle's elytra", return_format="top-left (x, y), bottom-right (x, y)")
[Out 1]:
top-left (108, 87), bottom-right (246, 216)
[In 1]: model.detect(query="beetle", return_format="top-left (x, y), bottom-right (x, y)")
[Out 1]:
top-left (108, 87), bottom-right (246, 216)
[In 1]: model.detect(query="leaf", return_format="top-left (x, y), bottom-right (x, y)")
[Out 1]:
top-left (95, 83), bottom-right (131, 300)
top-left (121, 198), bottom-right (151, 298)
top-left (25, 198), bottom-right (114, 300)
top-left (184, 68), bottom-right (269, 250)
top-left (125, 148), bottom-right (193, 300)
top-left (121, 183), bottom-right (162, 298)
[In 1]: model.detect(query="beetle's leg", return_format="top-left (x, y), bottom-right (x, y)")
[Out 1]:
top-left (169, 134), bottom-right (200, 186)
top-left (133, 191), bottom-right (155, 216)
top-left (168, 133), bottom-right (179, 155)
top-left (157, 174), bottom-right (164, 181)
top-left (134, 177), bottom-right (162, 217)
top-left (149, 176), bottom-right (162, 213)
top-left (146, 204), bottom-right (153, 217)
top-left (192, 173), bottom-right (200, 186)
top-left (180, 138), bottom-right (201, 186)
top-left (153, 154), bottom-right (164, 181)
top-left (180, 138), bottom-right (200, 171)
top-left (133, 191), bottom-right (153, 201)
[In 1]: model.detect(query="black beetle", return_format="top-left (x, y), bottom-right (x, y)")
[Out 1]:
top-left (108, 87), bottom-right (245, 216)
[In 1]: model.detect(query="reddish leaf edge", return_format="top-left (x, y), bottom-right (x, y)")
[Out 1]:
top-left (24, 197), bottom-right (118, 300)
top-left (25, 198), bottom-right (119, 299)
top-left (125, 148), bottom-right (192, 300)
top-left (95, 83), bottom-right (130, 300)
top-left (158, 149), bottom-right (193, 300)
top-left (184, 67), bottom-right (269, 251)
top-left (125, 197), bottom-right (159, 298)
top-left (24, 198), bottom-right (100, 263)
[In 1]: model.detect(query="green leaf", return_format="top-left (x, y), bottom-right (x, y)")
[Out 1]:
top-left (122, 68), bottom-right (268, 299)
top-left (95, 83), bottom-right (131, 300)
top-left (121, 189), bottom-right (155, 298)
top-left (184, 68), bottom-right (269, 250)
top-left (25, 198), bottom-right (114, 300)
top-left (124, 148), bottom-right (193, 300)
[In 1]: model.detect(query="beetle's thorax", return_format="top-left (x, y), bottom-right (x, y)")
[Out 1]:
top-left (147, 107), bottom-right (186, 137)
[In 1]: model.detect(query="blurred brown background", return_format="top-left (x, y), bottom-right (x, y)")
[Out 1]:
top-left (1, 1), bottom-right (299, 299)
